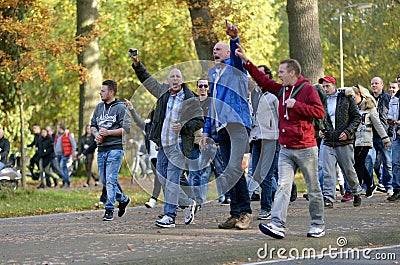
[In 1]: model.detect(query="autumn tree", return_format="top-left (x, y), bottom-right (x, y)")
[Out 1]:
top-left (318, 0), bottom-right (400, 87)
top-left (0, 0), bottom-right (79, 187)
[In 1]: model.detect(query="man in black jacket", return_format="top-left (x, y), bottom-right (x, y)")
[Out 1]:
top-left (318, 76), bottom-right (362, 208)
top-left (130, 50), bottom-right (204, 228)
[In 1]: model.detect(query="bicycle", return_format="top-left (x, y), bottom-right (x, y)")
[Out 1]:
top-left (130, 140), bottom-right (154, 183)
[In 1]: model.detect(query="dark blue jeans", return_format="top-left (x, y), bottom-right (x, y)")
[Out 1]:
top-left (217, 124), bottom-right (252, 218)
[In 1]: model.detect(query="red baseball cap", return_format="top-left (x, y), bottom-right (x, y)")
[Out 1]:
top-left (318, 76), bottom-right (336, 85)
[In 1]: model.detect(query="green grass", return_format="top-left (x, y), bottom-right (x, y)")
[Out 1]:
top-left (0, 169), bottom-right (308, 219)
top-left (0, 174), bottom-right (150, 218)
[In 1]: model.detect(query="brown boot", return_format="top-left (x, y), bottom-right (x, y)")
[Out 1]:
top-left (235, 213), bottom-right (252, 230)
top-left (218, 216), bottom-right (238, 229)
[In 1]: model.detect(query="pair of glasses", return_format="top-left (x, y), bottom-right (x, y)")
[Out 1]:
top-left (198, 84), bottom-right (208, 88)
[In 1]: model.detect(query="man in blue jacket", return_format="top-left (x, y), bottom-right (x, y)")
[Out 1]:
top-left (200, 21), bottom-right (252, 230)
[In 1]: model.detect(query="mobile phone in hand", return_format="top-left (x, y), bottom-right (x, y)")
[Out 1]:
top-left (129, 48), bottom-right (138, 57)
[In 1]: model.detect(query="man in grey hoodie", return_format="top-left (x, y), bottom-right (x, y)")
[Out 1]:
top-left (90, 80), bottom-right (131, 221)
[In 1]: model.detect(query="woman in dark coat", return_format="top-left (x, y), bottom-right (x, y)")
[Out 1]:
top-left (38, 128), bottom-right (59, 189)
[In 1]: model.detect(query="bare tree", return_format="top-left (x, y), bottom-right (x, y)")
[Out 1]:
top-left (287, 0), bottom-right (323, 83)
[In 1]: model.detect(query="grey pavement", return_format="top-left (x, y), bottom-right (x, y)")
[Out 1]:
top-left (1, 192), bottom-right (399, 265)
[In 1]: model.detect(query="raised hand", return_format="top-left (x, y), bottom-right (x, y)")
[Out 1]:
top-left (234, 43), bottom-right (248, 62)
top-left (225, 20), bottom-right (238, 38)
top-left (129, 48), bottom-right (139, 66)
top-left (124, 98), bottom-right (134, 110)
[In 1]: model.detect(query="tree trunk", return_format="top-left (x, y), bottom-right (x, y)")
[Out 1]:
top-left (76, 0), bottom-right (102, 150)
top-left (287, 0), bottom-right (323, 84)
top-left (18, 87), bottom-right (26, 189)
top-left (185, 0), bottom-right (219, 61)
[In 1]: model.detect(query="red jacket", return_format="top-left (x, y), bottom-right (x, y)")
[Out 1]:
top-left (54, 131), bottom-right (73, 156)
top-left (244, 60), bottom-right (324, 149)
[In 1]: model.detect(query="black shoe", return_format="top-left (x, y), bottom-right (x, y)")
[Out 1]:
top-left (323, 198), bottom-right (333, 208)
top-left (54, 179), bottom-right (59, 187)
top-left (303, 193), bottom-right (309, 201)
top-left (251, 193), bottom-right (260, 201)
top-left (387, 191), bottom-right (400, 201)
top-left (376, 184), bottom-right (386, 193)
top-left (118, 197), bottom-right (131, 217)
top-left (290, 184), bottom-right (297, 202)
top-left (37, 183), bottom-right (45, 189)
top-left (353, 195), bottom-right (362, 207)
top-left (365, 185), bottom-right (377, 198)
top-left (103, 210), bottom-right (114, 221)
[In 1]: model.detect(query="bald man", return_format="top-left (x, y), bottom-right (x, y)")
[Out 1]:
top-left (369, 77), bottom-right (393, 198)
top-left (130, 49), bottom-right (204, 228)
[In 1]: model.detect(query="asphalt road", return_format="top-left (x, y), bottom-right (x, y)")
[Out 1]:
top-left (1, 192), bottom-right (399, 265)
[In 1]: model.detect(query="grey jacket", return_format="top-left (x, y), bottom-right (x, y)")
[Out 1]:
top-left (249, 87), bottom-right (279, 141)
top-left (90, 99), bottom-right (131, 152)
top-left (388, 90), bottom-right (400, 139)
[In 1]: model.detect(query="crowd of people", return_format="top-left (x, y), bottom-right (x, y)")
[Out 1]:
top-left (123, 21), bottom-right (400, 238)
top-left (1, 21), bottom-right (399, 239)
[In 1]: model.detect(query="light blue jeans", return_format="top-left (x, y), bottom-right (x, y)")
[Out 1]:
top-left (187, 145), bottom-right (212, 205)
top-left (248, 139), bottom-right (277, 212)
top-left (156, 145), bottom-right (193, 220)
top-left (372, 137), bottom-right (393, 191)
top-left (392, 136), bottom-right (400, 192)
top-left (271, 146), bottom-right (324, 229)
top-left (322, 144), bottom-right (362, 203)
top-left (97, 150), bottom-right (128, 211)
top-left (58, 155), bottom-right (71, 185)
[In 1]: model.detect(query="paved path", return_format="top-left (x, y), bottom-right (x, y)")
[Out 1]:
top-left (1, 192), bottom-right (399, 265)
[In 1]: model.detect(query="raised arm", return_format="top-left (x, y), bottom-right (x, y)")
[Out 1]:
top-left (129, 48), bottom-right (166, 99)
top-left (235, 44), bottom-right (282, 95)
top-left (125, 99), bottom-right (146, 130)
top-left (226, 21), bottom-right (245, 71)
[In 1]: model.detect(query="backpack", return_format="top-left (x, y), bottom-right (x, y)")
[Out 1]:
top-left (278, 82), bottom-right (326, 136)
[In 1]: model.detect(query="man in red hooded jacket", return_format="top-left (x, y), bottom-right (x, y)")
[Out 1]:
top-left (235, 45), bottom-right (325, 239)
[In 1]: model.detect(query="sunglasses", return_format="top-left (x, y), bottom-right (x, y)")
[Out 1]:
top-left (198, 84), bottom-right (209, 88)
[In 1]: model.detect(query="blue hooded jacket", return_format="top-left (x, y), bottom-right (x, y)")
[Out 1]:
top-left (203, 37), bottom-right (251, 140)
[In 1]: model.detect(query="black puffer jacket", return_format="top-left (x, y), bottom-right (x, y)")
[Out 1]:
top-left (323, 89), bottom-right (361, 147)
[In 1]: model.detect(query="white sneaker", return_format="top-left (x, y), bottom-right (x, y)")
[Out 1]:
top-left (155, 215), bottom-right (175, 228)
top-left (307, 226), bottom-right (325, 238)
top-left (259, 222), bottom-right (285, 239)
top-left (145, 198), bottom-right (157, 208)
top-left (387, 190), bottom-right (394, 197)
top-left (95, 201), bottom-right (104, 208)
top-left (184, 200), bottom-right (197, 225)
